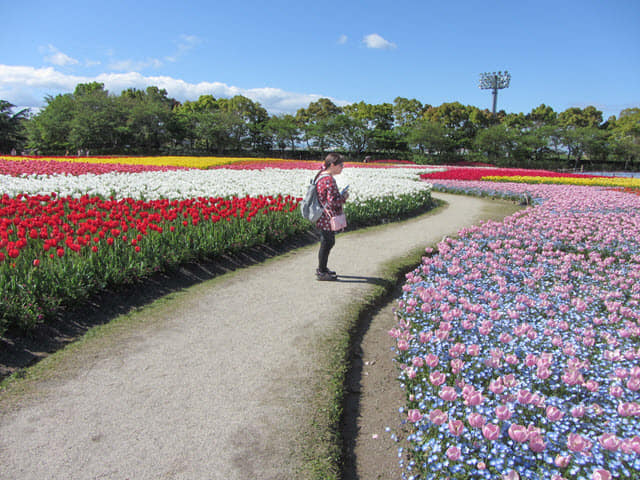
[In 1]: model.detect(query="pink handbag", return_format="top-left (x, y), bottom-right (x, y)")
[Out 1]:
top-left (329, 213), bottom-right (347, 231)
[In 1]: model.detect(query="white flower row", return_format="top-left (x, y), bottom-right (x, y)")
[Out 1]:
top-left (1, 167), bottom-right (435, 201)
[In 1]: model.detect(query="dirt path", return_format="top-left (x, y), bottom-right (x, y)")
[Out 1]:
top-left (0, 193), bottom-right (520, 480)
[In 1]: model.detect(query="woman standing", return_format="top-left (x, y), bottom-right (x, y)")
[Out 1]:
top-left (314, 153), bottom-right (349, 281)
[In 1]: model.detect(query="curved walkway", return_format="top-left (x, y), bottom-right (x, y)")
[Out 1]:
top-left (0, 193), bottom-right (519, 480)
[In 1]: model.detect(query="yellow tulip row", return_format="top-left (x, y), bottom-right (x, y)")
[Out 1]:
top-left (482, 175), bottom-right (640, 188)
top-left (0, 155), bottom-right (297, 169)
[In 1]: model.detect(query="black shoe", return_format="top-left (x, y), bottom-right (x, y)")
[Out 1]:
top-left (316, 268), bottom-right (337, 277)
top-left (316, 269), bottom-right (338, 281)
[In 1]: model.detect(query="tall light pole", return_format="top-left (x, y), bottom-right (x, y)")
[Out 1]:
top-left (479, 71), bottom-right (511, 115)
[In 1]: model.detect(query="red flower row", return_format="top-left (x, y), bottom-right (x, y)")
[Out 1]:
top-left (0, 193), bottom-right (300, 262)
top-left (419, 167), bottom-right (599, 181)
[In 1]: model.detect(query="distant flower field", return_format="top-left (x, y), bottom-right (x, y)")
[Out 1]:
top-left (0, 156), bottom-right (434, 333)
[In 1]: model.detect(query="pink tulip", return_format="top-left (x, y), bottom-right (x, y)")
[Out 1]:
top-left (502, 374), bottom-right (518, 387)
top-left (592, 469), bottom-right (612, 480)
top-left (554, 454), bottom-right (571, 468)
top-left (517, 389), bottom-right (533, 405)
top-left (502, 470), bottom-right (519, 480)
top-left (397, 339), bottom-right (409, 351)
top-left (424, 353), bottom-right (439, 367)
top-left (627, 377), bottom-right (640, 391)
top-left (567, 433), bottom-right (592, 453)
top-left (406, 368), bottom-right (417, 379)
top-left (468, 412), bottom-right (486, 428)
top-left (448, 419), bottom-right (464, 436)
top-left (584, 380), bottom-right (599, 392)
top-left (450, 358), bottom-right (464, 374)
top-left (482, 423), bottom-right (501, 441)
top-left (439, 386), bottom-right (457, 402)
top-left (429, 371), bottom-right (446, 386)
top-left (528, 432), bottom-right (547, 453)
top-left (571, 405), bottom-right (586, 418)
top-left (504, 353), bottom-right (518, 365)
top-left (598, 433), bottom-right (620, 452)
top-left (418, 331), bottom-right (431, 342)
top-left (446, 445), bottom-right (461, 461)
top-left (489, 379), bottom-right (505, 394)
top-left (496, 405), bottom-right (512, 421)
top-left (525, 353), bottom-right (538, 367)
top-left (411, 356), bottom-right (424, 367)
top-left (545, 405), bottom-right (564, 422)
top-left (464, 390), bottom-right (484, 406)
top-left (508, 424), bottom-right (529, 443)
top-left (467, 343), bottom-right (480, 356)
top-left (429, 408), bottom-right (448, 425)
top-left (407, 409), bottom-right (423, 423)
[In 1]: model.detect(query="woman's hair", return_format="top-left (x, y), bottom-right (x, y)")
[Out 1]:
top-left (323, 152), bottom-right (344, 168)
top-left (315, 152), bottom-right (344, 181)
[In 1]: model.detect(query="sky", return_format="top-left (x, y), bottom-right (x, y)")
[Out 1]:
top-left (1, 0), bottom-right (639, 120)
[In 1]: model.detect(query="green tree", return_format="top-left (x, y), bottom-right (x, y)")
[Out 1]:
top-left (265, 114), bottom-right (300, 153)
top-left (296, 98), bottom-right (342, 153)
top-left (26, 93), bottom-right (75, 153)
top-left (218, 95), bottom-right (269, 151)
top-left (337, 101), bottom-right (395, 155)
top-left (392, 97), bottom-right (426, 128)
top-left (406, 119), bottom-right (454, 162)
top-left (0, 100), bottom-right (29, 153)
top-left (423, 102), bottom-right (479, 154)
top-left (527, 104), bottom-right (557, 127)
top-left (473, 124), bottom-right (512, 163)
top-left (558, 127), bottom-right (606, 169)
top-left (609, 108), bottom-right (640, 169)
top-left (119, 86), bottom-right (177, 153)
top-left (557, 106), bottom-right (603, 128)
top-left (68, 82), bottom-right (122, 153)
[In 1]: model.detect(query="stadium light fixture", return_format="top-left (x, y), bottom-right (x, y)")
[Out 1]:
top-left (479, 71), bottom-right (511, 115)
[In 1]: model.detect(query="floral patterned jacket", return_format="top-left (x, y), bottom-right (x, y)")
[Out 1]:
top-left (316, 174), bottom-right (346, 231)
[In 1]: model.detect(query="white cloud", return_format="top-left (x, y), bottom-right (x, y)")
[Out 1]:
top-left (363, 33), bottom-right (396, 50)
top-left (41, 45), bottom-right (80, 66)
top-left (338, 34), bottom-right (348, 45)
top-left (0, 64), bottom-right (349, 115)
top-left (109, 58), bottom-right (164, 71)
top-left (166, 34), bottom-right (202, 63)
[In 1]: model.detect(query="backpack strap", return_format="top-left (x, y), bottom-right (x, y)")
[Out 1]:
top-left (314, 173), bottom-right (332, 213)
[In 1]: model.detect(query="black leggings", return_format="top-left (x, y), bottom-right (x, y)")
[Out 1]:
top-left (318, 229), bottom-right (335, 272)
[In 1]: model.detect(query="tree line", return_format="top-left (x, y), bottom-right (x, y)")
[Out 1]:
top-left (1, 82), bottom-right (639, 170)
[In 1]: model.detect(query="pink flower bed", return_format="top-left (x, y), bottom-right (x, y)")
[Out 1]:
top-left (394, 181), bottom-right (640, 479)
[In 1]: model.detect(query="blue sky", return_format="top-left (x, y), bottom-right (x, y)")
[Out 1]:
top-left (1, 0), bottom-right (638, 119)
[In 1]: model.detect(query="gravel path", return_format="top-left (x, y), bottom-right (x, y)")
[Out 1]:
top-left (0, 193), bottom-right (519, 480)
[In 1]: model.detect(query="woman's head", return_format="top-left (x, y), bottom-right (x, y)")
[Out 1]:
top-left (323, 152), bottom-right (344, 169)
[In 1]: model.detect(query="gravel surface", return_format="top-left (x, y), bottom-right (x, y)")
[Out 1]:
top-left (0, 193), bottom-right (519, 480)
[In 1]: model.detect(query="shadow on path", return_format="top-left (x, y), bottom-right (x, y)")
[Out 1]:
top-left (336, 275), bottom-right (389, 286)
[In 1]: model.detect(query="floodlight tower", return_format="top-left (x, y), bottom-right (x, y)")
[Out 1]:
top-left (479, 71), bottom-right (511, 115)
